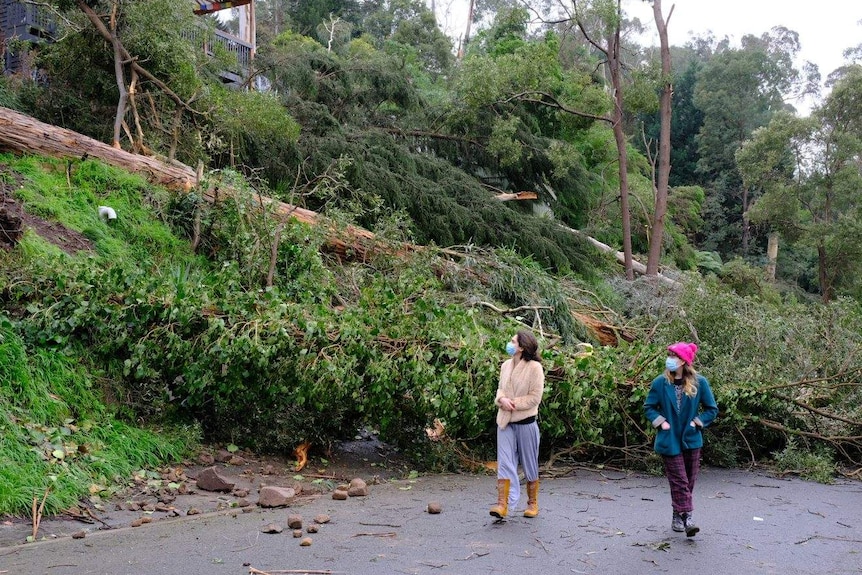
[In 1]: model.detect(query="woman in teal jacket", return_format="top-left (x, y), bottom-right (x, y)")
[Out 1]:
top-left (644, 342), bottom-right (718, 538)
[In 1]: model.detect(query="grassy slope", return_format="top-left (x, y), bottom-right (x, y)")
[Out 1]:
top-left (0, 154), bottom-right (199, 517)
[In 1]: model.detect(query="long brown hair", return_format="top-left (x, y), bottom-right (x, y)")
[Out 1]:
top-left (517, 330), bottom-right (541, 363)
top-left (665, 363), bottom-right (698, 397)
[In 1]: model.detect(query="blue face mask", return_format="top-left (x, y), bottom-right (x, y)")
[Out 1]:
top-left (665, 357), bottom-right (681, 372)
top-left (506, 341), bottom-right (517, 356)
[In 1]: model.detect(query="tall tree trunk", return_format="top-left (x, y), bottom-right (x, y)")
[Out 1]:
top-left (608, 12), bottom-right (633, 280)
top-left (458, 0), bottom-right (475, 60)
top-left (109, 3), bottom-right (127, 149)
top-left (818, 244), bottom-right (831, 303)
top-left (646, 0), bottom-right (673, 276)
top-left (766, 231), bottom-right (778, 281)
top-left (741, 185), bottom-right (751, 255)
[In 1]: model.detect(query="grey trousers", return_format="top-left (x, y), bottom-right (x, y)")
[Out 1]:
top-left (497, 421), bottom-right (540, 506)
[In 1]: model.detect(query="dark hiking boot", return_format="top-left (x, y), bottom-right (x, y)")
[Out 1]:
top-left (672, 511), bottom-right (685, 532)
top-left (682, 512), bottom-right (699, 537)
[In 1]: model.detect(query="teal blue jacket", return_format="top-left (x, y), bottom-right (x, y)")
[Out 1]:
top-left (644, 374), bottom-right (718, 456)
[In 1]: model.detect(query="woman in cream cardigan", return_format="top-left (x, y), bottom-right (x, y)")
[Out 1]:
top-left (490, 330), bottom-right (544, 519)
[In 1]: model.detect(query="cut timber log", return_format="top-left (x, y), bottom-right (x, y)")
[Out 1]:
top-left (0, 106), bottom-right (378, 259)
top-left (494, 191), bottom-right (538, 201)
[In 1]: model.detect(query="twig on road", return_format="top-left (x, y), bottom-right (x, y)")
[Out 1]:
top-left (249, 568), bottom-right (343, 574)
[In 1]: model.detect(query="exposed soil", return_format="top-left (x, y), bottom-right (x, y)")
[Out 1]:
top-left (0, 436), bottom-right (414, 548)
top-left (0, 164), bottom-right (95, 254)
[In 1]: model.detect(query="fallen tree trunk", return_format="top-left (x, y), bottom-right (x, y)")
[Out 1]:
top-left (559, 224), bottom-right (680, 288)
top-left (0, 106), bottom-right (196, 190)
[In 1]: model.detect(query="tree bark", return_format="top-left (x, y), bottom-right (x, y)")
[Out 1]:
top-left (766, 231), bottom-right (778, 281)
top-left (608, 14), bottom-right (634, 281)
top-left (459, 0), bottom-right (475, 60)
top-left (109, 3), bottom-right (127, 149)
top-left (646, 0), bottom-right (673, 276)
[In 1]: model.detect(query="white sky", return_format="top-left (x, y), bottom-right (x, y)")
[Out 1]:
top-left (625, 0), bottom-right (862, 110)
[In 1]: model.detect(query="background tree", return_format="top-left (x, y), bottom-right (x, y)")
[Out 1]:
top-left (694, 28), bottom-right (804, 258)
top-left (644, 0), bottom-right (672, 276)
top-left (745, 68), bottom-right (862, 301)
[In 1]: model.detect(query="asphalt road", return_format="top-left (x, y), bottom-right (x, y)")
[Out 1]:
top-left (2, 467), bottom-right (860, 575)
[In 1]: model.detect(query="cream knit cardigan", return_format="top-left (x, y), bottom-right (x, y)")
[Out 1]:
top-left (494, 357), bottom-right (545, 429)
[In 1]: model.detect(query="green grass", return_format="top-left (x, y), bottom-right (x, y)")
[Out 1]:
top-left (0, 153), bottom-right (203, 516)
top-left (1, 153), bottom-right (195, 264)
top-left (0, 321), bottom-right (198, 517)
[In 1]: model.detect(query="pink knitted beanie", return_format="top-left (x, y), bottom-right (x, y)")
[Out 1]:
top-left (667, 342), bottom-right (698, 365)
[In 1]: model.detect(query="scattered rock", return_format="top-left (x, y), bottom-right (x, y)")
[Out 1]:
top-left (141, 503), bottom-right (156, 512)
top-left (332, 489), bottom-right (348, 500)
top-left (287, 514), bottom-right (303, 529)
top-left (314, 514), bottom-right (331, 524)
top-left (427, 502), bottom-right (442, 514)
top-left (236, 498), bottom-right (252, 508)
top-left (195, 467), bottom-right (235, 492)
top-left (348, 478), bottom-right (369, 497)
top-left (139, 516), bottom-right (153, 524)
top-left (261, 464), bottom-right (275, 475)
top-left (130, 519), bottom-right (144, 527)
top-left (161, 467), bottom-right (185, 482)
top-left (197, 453), bottom-right (215, 465)
top-left (258, 486), bottom-right (296, 508)
top-left (306, 525), bottom-right (318, 533)
top-left (158, 492), bottom-right (177, 504)
top-left (228, 455), bottom-right (246, 466)
top-left (187, 508), bottom-right (201, 516)
top-left (125, 501), bottom-right (142, 512)
top-left (71, 531), bottom-right (86, 539)
top-left (261, 523), bottom-right (283, 534)
top-left (154, 503), bottom-right (173, 513)
top-left (300, 537), bottom-right (313, 546)
top-left (232, 488), bottom-right (250, 498)
top-left (214, 449), bottom-right (233, 463)
top-left (292, 529), bottom-right (303, 538)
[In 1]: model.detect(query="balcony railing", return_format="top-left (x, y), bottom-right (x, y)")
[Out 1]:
top-left (210, 28), bottom-right (252, 73)
top-left (182, 25), bottom-right (253, 86)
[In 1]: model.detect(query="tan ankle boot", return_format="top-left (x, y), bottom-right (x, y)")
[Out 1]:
top-left (489, 478), bottom-right (510, 518)
top-left (524, 480), bottom-right (539, 517)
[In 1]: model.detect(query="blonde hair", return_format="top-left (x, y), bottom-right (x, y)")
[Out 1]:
top-left (665, 364), bottom-right (698, 397)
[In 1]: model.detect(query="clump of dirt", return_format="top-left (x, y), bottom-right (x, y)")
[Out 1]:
top-left (0, 166), bottom-right (94, 254)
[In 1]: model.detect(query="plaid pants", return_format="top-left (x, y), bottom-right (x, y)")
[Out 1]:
top-left (662, 448), bottom-right (701, 513)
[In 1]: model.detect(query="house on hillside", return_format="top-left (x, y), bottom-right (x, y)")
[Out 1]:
top-left (0, 0), bottom-right (57, 76)
top-left (1, 0), bottom-right (257, 88)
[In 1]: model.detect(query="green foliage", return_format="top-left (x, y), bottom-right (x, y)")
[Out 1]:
top-left (630, 276), bottom-right (862, 469)
top-left (773, 439), bottom-right (836, 484)
top-left (718, 258), bottom-right (780, 302)
top-left (0, 320), bottom-right (196, 516)
top-left (0, 75), bottom-right (22, 109)
top-left (202, 88), bottom-right (301, 184)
